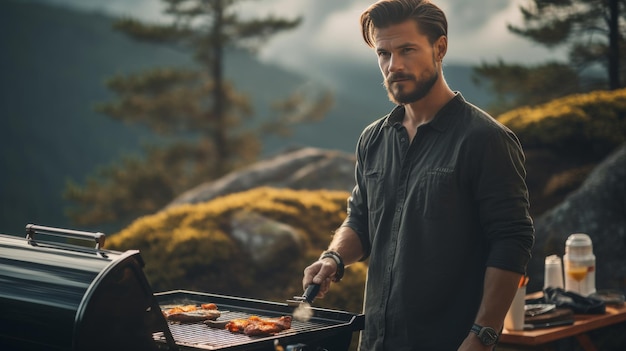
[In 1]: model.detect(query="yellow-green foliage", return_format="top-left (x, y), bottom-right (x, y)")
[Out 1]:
top-left (106, 187), bottom-right (365, 308)
top-left (497, 89), bottom-right (626, 157)
top-left (542, 164), bottom-right (596, 197)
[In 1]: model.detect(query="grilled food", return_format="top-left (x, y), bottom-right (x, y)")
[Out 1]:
top-left (163, 303), bottom-right (221, 323)
top-left (225, 315), bottom-right (292, 336)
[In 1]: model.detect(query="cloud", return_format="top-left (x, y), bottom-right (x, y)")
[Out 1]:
top-left (438, 0), bottom-right (511, 31)
top-left (251, 0), bottom-right (567, 84)
top-left (255, 1), bottom-right (374, 73)
top-left (442, 0), bottom-right (567, 65)
top-left (36, 0), bottom-right (567, 81)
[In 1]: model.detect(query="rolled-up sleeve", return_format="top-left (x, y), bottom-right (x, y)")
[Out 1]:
top-left (472, 126), bottom-right (535, 274)
top-left (342, 132), bottom-right (373, 259)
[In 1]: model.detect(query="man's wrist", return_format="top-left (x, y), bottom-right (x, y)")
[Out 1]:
top-left (470, 323), bottom-right (499, 346)
top-left (320, 250), bottom-right (345, 282)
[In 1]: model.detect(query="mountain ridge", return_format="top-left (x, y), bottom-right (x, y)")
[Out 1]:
top-left (0, 0), bottom-right (490, 234)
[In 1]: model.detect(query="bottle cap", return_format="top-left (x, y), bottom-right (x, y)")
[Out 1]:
top-left (565, 233), bottom-right (593, 257)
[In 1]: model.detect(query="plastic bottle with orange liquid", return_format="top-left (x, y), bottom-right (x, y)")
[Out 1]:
top-left (563, 233), bottom-right (596, 296)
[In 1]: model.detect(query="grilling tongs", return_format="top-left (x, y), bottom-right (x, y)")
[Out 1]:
top-left (288, 283), bottom-right (320, 305)
top-left (287, 283), bottom-right (320, 322)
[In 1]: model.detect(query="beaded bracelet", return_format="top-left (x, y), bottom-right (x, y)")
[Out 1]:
top-left (320, 250), bottom-right (345, 282)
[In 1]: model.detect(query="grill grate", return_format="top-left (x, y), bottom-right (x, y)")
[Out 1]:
top-left (154, 311), bottom-right (329, 350)
top-left (153, 290), bottom-right (364, 351)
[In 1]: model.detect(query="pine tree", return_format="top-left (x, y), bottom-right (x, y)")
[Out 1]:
top-left (64, 0), bottom-right (333, 229)
top-left (473, 0), bottom-right (625, 112)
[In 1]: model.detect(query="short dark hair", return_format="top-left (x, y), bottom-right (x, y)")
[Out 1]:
top-left (360, 0), bottom-right (448, 47)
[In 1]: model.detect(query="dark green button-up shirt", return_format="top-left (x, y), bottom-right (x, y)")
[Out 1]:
top-left (343, 94), bottom-right (534, 351)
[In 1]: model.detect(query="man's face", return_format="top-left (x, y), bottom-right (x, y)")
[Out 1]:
top-left (374, 20), bottom-right (441, 105)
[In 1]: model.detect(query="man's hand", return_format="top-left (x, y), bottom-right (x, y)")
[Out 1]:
top-left (302, 258), bottom-right (337, 299)
top-left (301, 226), bottom-right (363, 298)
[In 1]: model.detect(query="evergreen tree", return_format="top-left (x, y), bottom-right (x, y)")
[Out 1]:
top-left (474, 0), bottom-right (625, 113)
top-left (64, 0), bottom-right (333, 229)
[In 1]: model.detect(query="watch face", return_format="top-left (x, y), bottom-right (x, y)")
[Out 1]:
top-left (479, 327), bottom-right (498, 345)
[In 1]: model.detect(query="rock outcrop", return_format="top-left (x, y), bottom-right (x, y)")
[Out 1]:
top-left (166, 147), bottom-right (355, 208)
top-left (229, 209), bottom-right (306, 267)
top-left (165, 143), bottom-right (626, 295)
top-left (527, 144), bottom-right (626, 293)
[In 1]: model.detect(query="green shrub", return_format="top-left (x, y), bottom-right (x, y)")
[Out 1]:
top-left (542, 164), bottom-right (596, 197)
top-left (107, 187), bottom-right (366, 310)
top-left (497, 89), bottom-right (626, 159)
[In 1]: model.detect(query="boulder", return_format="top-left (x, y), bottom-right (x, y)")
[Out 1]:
top-left (527, 144), bottom-right (626, 294)
top-left (229, 209), bottom-right (306, 267)
top-left (165, 141), bottom-right (626, 296)
top-left (166, 147), bottom-right (355, 208)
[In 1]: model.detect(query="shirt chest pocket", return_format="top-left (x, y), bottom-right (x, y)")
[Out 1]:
top-left (364, 168), bottom-right (385, 215)
top-left (418, 169), bottom-right (455, 219)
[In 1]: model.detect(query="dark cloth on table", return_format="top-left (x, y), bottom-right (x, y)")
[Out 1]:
top-left (528, 288), bottom-right (606, 314)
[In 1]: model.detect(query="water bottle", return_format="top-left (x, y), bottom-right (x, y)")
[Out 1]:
top-left (544, 255), bottom-right (564, 290)
top-left (563, 233), bottom-right (596, 296)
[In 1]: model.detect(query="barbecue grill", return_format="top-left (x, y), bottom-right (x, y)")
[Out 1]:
top-left (0, 225), bottom-right (364, 351)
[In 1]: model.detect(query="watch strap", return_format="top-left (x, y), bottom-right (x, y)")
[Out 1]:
top-left (470, 323), bottom-right (482, 335)
top-left (320, 250), bottom-right (344, 282)
top-left (471, 323), bottom-right (499, 346)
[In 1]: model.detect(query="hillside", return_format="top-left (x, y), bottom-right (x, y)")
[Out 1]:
top-left (0, 0), bottom-right (490, 235)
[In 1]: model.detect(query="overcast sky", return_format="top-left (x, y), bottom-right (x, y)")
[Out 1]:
top-left (38, 0), bottom-right (567, 84)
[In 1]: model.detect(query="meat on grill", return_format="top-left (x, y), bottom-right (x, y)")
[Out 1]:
top-left (225, 315), bottom-right (292, 336)
top-left (163, 303), bottom-right (221, 323)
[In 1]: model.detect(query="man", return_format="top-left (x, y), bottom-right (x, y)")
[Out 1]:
top-left (302, 0), bottom-right (535, 350)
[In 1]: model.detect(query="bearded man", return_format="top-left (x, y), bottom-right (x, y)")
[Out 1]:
top-left (302, 1), bottom-right (535, 350)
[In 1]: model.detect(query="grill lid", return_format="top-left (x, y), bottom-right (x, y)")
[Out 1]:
top-left (0, 224), bottom-right (176, 351)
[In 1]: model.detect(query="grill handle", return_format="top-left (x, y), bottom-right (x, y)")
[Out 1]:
top-left (26, 224), bottom-right (106, 250)
top-left (303, 283), bottom-right (321, 304)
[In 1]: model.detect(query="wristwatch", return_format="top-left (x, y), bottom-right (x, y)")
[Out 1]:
top-left (319, 250), bottom-right (344, 282)
top-left (470, 323), bottom-right (499, 346)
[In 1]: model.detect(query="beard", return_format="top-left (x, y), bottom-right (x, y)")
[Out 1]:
top-left (383, 67), bottom-right (439, 105)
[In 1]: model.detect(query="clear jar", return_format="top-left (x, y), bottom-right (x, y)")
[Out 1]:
top-left (563, 233), bottom-right (596, 296)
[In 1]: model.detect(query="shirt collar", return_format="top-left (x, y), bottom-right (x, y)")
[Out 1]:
top-left (383, 92), bottom-right (465, 132)
top-left (383, 105), bottom-right (405, 128)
